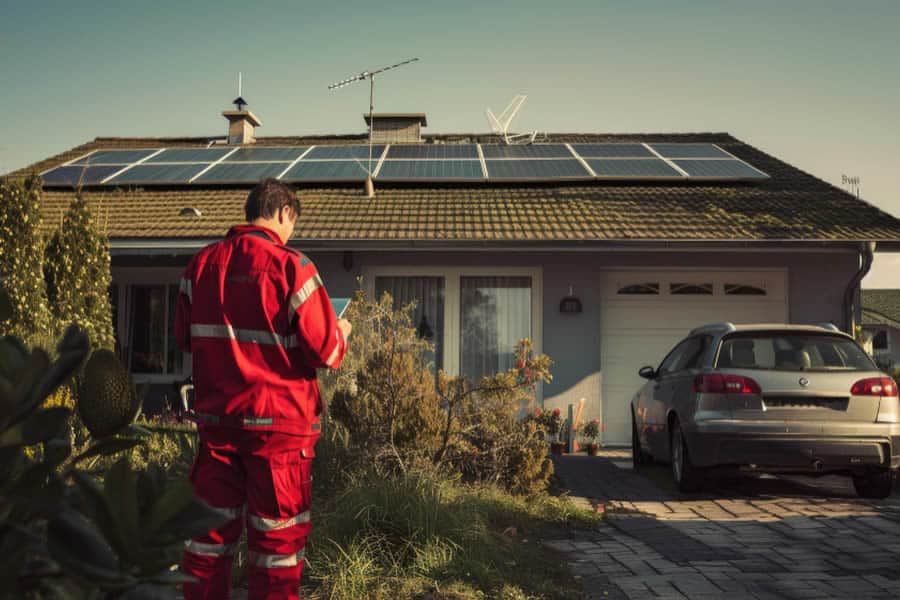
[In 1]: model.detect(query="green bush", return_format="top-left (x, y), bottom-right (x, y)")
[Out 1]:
top-left (0, 286), bottom-right (223, 598)
top-left (325, 287), bottom-right (555, 494)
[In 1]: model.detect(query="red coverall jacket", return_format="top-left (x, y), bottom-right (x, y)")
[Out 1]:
top-left (175, 224), bottom-right (347, 435)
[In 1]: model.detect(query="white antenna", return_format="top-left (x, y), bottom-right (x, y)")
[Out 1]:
top-left (842, 174), bottom-right (861, 199)
top-left (328, 57), bottom-right (419, 197)
top-left (486, 94), bottom-right (544, 145)
top-left (238, 72), bottom-right (242, 97)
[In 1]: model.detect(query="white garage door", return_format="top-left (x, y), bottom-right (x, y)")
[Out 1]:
top-left (599, 270), bottom-right (788, 445)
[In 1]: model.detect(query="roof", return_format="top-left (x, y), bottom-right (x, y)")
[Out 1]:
top-left (862, 290), bottom-right (900, 328)
top-left (7, 132), bottom-right (900, 247)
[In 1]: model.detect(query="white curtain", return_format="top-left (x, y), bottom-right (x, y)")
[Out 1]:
top-left (460, 277), bottom-right (531, 381)
top-left (375, 276), bottom-right (445, 370)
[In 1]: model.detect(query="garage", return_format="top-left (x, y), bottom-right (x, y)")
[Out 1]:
top-left (599, 269), bottom-right (788, 445)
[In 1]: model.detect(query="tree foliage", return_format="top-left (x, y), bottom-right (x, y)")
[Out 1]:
top-left (44, 194), bottom-right (115, 351)
top-left (0, 175), bottom-right (53, 343)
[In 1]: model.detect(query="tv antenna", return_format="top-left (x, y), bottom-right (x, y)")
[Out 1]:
top-left (486, 94), bottom-right (544, 145)
top-left (842, 174), bottom-right (861, 198)
top-left (233, 72), bottom-right (247, 111)
top-left (328, 57), bottom-right (419, 197)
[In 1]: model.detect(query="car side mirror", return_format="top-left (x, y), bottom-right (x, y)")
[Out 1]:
top-left (638, 366), bottom-right (657, 380)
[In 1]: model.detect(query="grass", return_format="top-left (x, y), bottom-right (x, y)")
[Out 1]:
top-left (300, 470), bottom-right (602, 599)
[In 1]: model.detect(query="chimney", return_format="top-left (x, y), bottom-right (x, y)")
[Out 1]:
top-left (222, 94), bottom-right (261, 145)
top-left (363, 113), bottom-right (427, 144)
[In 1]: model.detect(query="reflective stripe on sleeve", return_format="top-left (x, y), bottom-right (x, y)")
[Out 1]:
top-left (325, 334), bottom-right (342, 368)
top-left (190, 324), bottom-right (298, 349)
top-left (247, 548), bottom-right (306, 569)
top-left (179, 278), bottom-right (192, 303)
top-left (184, 540), bottom-right (237, 557)
top-left (289, 273), bottom-right (324, 314)
top-left (248, 510), bottom-right (311, 532)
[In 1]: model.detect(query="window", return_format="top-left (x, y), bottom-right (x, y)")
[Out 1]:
top-left (129, 284), bottom-right (183, 374)
top-left (725, 283), bottom-right (766, 296)
top-left (670, 283), bottom-right (713, 295)
top-left (366, 267), bottom-right (540, 382)
top-left (375, 276), bottom-right (445, 370)
top-left (618, 283), bottom-right (659, 295)
top-left (873, 329), bottom-right (889, 353)
top-left (460, 276), bottom-right (532, 381)
top-left (716, 333), bottom-right (876, 371)
top-left (658, 336), bottom-right (708, 375)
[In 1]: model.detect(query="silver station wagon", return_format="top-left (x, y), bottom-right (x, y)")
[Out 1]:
top-left (631, 323), bottom-right (900, 498)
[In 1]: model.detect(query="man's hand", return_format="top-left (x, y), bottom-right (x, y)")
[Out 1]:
top-left (338, 318), bottom-right (352, 339)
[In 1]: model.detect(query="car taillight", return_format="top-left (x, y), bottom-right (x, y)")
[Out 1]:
top-left (694, 373), bottom-right (761, 394)
top-left (850, 377), bottom-right (898, 397)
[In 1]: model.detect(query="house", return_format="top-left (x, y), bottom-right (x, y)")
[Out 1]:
top-left (862, 289), bottom-right (900, 369)
top-left (8, 104), bottom-right (900, 446)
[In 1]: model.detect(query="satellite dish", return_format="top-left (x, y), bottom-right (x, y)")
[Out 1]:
top-left (486, 94), bottom-right (545, 145)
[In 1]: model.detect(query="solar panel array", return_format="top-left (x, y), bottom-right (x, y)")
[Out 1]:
top-left (41, 143), bottom-right (769, 187)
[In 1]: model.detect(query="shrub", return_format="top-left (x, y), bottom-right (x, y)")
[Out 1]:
top-left (0, 176), bottom-right (53, 343)
top-left (44, 194), bottom-right (115, 351)
top-left (0, 286), bottom-right (223, 597)
top-left (326, 286), bottom-right (555, 494)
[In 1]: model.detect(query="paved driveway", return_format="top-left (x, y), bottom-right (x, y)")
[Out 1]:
top-left (547, 450), bottom-right (900, 600)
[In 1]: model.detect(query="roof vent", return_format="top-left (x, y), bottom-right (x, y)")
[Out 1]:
top-left (179, 207), bottom-right (202, 217)
top-left (363, 113), bottom-right (427, 144)
top-left (222, 73), bottom-right (261, 144)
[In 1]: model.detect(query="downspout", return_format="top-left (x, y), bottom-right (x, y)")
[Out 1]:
top-left (843, 241), bottom-right (876, 334)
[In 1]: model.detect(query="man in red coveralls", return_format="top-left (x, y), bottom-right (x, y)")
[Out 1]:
top-left (176, 179), bottom-right (351, 599)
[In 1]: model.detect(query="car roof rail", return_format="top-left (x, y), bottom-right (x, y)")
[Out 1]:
top-left (690, 322), bottom-right (736, 335)
top-left (816, 322), bottom-right (842, 333)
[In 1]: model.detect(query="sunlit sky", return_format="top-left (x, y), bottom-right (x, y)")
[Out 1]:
top-left (3, 0), bottom-right (898, 285)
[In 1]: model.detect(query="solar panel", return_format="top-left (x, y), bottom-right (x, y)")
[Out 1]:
top-left (106, 163), bottom-right (210, 184)
top-left (145, 148), bottom-right (232, 163)
top-left (673, 159), bottom-right (768, 179)
top-left (41, 165), bottom-right (123, 186)
top-left (587, 159), bottom-right (683, 178)
top-left (485, 159), bottom-right (591, 179)
top-left (648, 144), bottom-right (731, 159)
top-left (570, 144), bottom-right (653, 158)
top-left (226, 147), bottom-right (309, 162)
top-left (194, 162), bottom-right (290, 183)
top-left (377, 160), bottom-right (483, 180)
top-left (386, 145), bottom-right (479, 159)
top-left (480, 144), bottom-right (572, 159)
top-left (281, 161), bottom-right (369, 181)
top-left (70, 150), bottom-right (158, 165)
top-left (304, 145), bottom-right (385, 160)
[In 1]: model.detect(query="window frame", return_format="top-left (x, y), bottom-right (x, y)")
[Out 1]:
top-left (113, 266), bottom-right (191, 384)
top-left (364, 265), bottom-right (543, 384)
top-left (872, 328), bottom-right (890, 354)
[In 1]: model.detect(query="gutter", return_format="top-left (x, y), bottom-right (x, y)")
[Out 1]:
top-left (844, 241), bottom-right (877, 334)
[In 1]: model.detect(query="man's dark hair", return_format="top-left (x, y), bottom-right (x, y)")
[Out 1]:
top-left (245, 179), bottom-right (301, 221)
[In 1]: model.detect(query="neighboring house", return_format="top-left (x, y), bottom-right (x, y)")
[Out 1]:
top-left (862, 289), bottom-right (900, 368)
top-left (7, 105), bottom-right (900, 446)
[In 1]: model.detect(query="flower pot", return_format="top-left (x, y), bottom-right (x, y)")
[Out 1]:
top-left (587, 443), bottom-right (600, 456)
top-left (550, 442), bottom-right (566, 455)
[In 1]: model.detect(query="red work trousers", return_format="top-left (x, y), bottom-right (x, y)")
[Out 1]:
top-left (182, 427), bottom-right (316, 600)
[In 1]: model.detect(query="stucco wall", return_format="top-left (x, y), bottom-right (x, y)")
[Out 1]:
top-left (112, 248), bottom-right (861, 426)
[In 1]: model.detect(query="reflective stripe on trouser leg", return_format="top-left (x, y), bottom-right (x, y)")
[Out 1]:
top-left (182, 439), bottom-right (247, 600)
top-left (245, 441), bottom-right (314, 600)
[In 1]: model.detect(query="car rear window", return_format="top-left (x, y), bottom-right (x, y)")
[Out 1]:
top-left (716, 332), bottom-right (876, 371)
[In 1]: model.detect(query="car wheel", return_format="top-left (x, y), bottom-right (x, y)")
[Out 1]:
top-left (852, 469), bottom-right (894, 499)
top-left (670, 417), bottom-right (705, 493)
top-left (632, 414), bottom-right (647, 469)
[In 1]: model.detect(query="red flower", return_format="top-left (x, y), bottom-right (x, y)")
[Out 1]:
top-left (592, 418), bottom-right (600, 424)
top-left (600, 423), bottom-right (607, 431)
top-left (553, 407), bottom-right (561, 416)
top-left (534, 407), bottom-right (542, 416)
top-left (516, 360), bottom-right (526, 369)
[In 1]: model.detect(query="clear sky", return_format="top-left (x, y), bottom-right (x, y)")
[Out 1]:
top-left (3, 0), bottom-right (898, 285)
